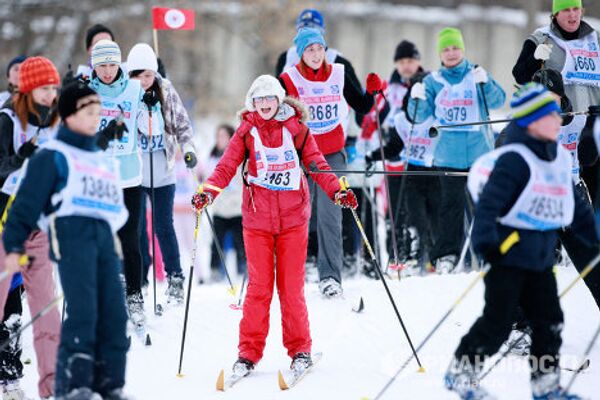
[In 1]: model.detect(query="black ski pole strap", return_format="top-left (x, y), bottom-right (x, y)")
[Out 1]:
top-left (241, 148), bottom-right (251, 188)
top-left (297, 130), bottom-right (310, 177)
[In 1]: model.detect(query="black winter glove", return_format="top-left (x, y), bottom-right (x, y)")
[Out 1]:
top-left (17, 139), bottom-right (38, 159)
top-left (62, 69), bottom-right (76, 87)
top-left (97, 120), bottom-right (128, 150)
top-left (483, 246), bottom-right (503, 264)
top-left (409, 71), bottom-right (428, 87)
top-left (184, 152), bottom-right (197, 168)
top-left (142, 90), bottom-right (160, 108)
top-left (365, 154), bottom-right (374, 177)
top-left (62, 67), bottom-right (89, 88)
top-left (588, 105), bottom-right (600, 117)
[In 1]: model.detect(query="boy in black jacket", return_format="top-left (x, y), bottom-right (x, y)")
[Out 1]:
top-left (2, 82), bottom-right (130, 400)
top-left (445, 83), bottom-right (596, 400)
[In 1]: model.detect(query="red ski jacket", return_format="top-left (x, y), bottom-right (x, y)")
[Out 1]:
top-left (205, 99), bottom-right (341, 234)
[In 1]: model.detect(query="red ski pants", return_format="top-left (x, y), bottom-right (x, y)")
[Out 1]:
top-left (238, 223), bottom-right (311, 363)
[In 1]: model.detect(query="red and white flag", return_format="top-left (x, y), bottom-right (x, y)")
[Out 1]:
top-left (152, 7), bottom-right (195, 30)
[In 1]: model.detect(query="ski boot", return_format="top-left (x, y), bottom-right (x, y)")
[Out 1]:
top-left (341, 254), bottom-right (358, 278)
top-left (104, 388), bottom-right (133, 400)
top-left (532, 369), bottom-right (585, 399)
top-left (166, 274), bottom-right (185, 304)
top-left (232, 357), bottom-right (255, 378)
top-left (400, 259), bottom-right (422, 278)
top-left (62, 388), bottom-right (102, 400)
top-left (500, 328), bottom-right (532, 357)
top-left (290, 352), bottom-right (313, 373)
top-left (444, 357), bottom-right (496, 399)
top-left (318, 278), bottom-right (343, 299)
top-left (435, 255), bottom-right (458, 274)
top-left (361, 258), bottom-right (380, 280)
top-left (126, 292), bottom-right (146, 327)
top-left (1, 380), bottom-right (30, 400)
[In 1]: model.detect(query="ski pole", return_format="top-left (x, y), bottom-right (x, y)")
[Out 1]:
top-left (147, 108), bottom-right (159, 316)
top-left (370, 231), bottom-right (520, 400)
top-left (339, 176), bottom-right (424, 372)
top-left (0, 293), bottom-right (63, 353)
top-left (562, 322), bottom-right (600, 395)
top-left (359, 177), bottom-right (368, 272)
top-left (230, 271), bottom-right (247, 310)
top-left (388, 98), bottom-right (420, 275)
top-left (309, 164), bottom-right (469, 177)
top-left (372, 91), bottom-right (400, 271)
top-left (368, 178), bottom-right (383, 269)
top-left (476, 73), bottom-right (496, 151)
top-left (371, 266), bottom-right (489, 400)
top-left (428, 110), bottom-right (592, 138)
top-left (453, 218), bottom-right (474, 274)
top-left (176, 206), bottom-right (202, 377)
top-left (186, 168), bottom-right (237, 296)
top-left (479, 250), bottom-right (600, 381)
top-left (205, 210), bottom-right (236, 295)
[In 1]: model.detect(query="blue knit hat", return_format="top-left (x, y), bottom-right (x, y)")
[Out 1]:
top-left (296, 9), bottom-right (325, 32)
top-left (294, 28), bottom-right (327, 58)
top-left (510, 82), bottom-right (561, 127)
top-left (6, 55), bottom-right (26, 77)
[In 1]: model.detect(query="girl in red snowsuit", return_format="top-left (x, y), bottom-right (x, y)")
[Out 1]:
top-left (192, 75), bottom-right (357, 374)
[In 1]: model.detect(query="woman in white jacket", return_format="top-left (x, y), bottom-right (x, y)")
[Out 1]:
top-left (127, 43), bottom-right (197, 304)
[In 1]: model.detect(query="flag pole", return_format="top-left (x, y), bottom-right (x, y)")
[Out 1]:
top-left (153, 28), bottom-right (160, 58)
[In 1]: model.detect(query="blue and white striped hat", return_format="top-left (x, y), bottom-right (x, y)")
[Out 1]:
top-left (510, 82), bottom-right (561, 127)
top-left (91, 39), bottom-right (121, 68)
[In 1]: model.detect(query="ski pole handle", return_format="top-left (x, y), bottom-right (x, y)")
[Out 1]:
top-left (0, 255), bottom-right (30, 284)
top-left (339, 176), bottom-right (349, 191)
top-left (500, 231), bottom-right (520, 255)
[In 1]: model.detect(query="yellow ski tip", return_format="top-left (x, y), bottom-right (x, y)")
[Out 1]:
top-left (360, 397), bottom-right (372, 400)
top-left (216, 369), bottom-right (225, 391)
top-left (176, 373), bottom-right (185, 378)
top-left (278, 370), bottom-right (289, 390)
top-left (417, 366), bottom-right (426, 373)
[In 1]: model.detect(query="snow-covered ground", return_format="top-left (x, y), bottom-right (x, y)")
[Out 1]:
top-left (20, 264), bottom-right (599, 399)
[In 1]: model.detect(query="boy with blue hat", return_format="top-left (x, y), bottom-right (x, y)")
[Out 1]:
top-left (444, 83), bottom-right (596, 400)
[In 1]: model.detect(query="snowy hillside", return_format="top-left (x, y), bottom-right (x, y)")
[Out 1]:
top-left (20, 266), bottom-right (599, 399)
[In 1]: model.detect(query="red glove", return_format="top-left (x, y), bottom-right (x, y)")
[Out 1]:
top-left (191, 192), bottom-right (213, 212)
top-left (334, 189), bottom-right (358, 209)
top-left (366, 73), bottom-right (383, 95)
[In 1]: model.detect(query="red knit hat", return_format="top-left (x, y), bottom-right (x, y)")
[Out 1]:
top-left (18, 56), bottom-right (60, 94)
